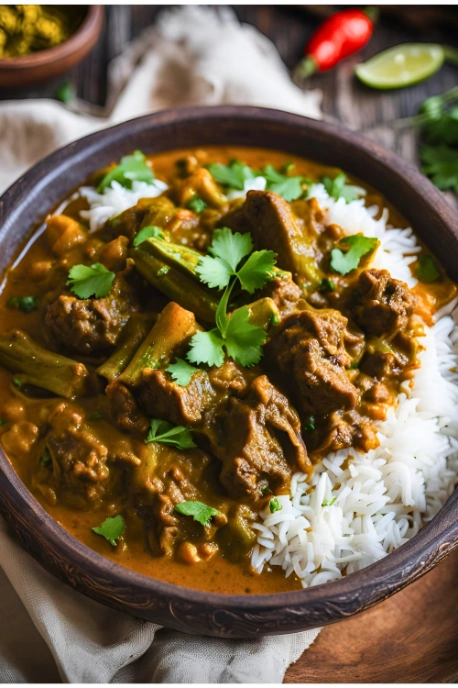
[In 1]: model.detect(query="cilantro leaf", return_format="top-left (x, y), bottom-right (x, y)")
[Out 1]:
top-left (318, 278), bottom-right (335, 293)
top-left (269, 497), bottom-right (282, 513)
top-left (330, 235), bottom-right (379, 276)
top-left (187, 329), bottom-right (225, 368)
top-left (323, 173), bottom-right (363, 203)
top-left (55, 81), bottom-right (75, 104)
top-left (237, 250), bottom-right (277, 294)
top-left (196, 254), bottom-right (233, 290)
top-left (187, 196), bottom-right (207, 213)
top-left (67, 263), bottom-right (115, 299)
top-left (322, 497), bottom-right (337, 507)
top-left (175, 501), bottom-right (221, 527)
top-left (208, 228), bottom-right (253, 272)
top-left (303, 415), bottom-right (315, 432)
top-left (97, 150), bottom-right (154, 193)
top-left (262, 164), bottom-right (306, 201)
top-left (7, 296), bottom-right (38, 313)
top-left (421, 145), bottom-right (458, 193)
top-left (166, 358), bottom-right (200, 386)
top-left (416, 254), bottom-right (440, 283)
top-left (145, 418), bottom-right (196, 449)
top-left (225, 307), bottom-right (267, 367)
top-left (133, 225), bottom-right (164, 247)
top-left (92, 515), bottom-right (125, 547)
top-left (206, 160), bottom-right (256, 190)
top-left (40, 455), bottom-right (52, 467)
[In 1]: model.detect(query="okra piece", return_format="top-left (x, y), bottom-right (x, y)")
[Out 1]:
top-left (130, 238), bottom-right (219, 322)
top-left (0, 330), bottom-right (90, 398)
top-left (240, 297), bottom-right (280, 330)
top-left (118, 302), bottom-right (199, 388)
top-left (97, 314), bottom-right (154, 382)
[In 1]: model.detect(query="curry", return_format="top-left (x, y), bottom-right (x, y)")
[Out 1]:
top-left (0, 146), bottom-right (455, 594)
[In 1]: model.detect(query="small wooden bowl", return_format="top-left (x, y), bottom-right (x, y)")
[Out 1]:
top-left (0, 106), bottom-right (457, 638)
top-left (0, 6), bottom-right (104, 88)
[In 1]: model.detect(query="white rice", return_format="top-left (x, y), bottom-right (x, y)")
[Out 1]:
top-left (251, 186), bottom-right (458, 587)
top-left (80, 179), bottom-right (169, 232)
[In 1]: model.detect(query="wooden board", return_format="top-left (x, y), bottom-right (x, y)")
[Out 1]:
top-left (286, 547), bottom-right (458, 683)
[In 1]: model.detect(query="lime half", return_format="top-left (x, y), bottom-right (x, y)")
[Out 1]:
top-left (355, 44), bottom-right (444, 90)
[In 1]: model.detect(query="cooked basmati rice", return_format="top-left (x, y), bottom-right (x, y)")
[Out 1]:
top-left (251, 186), bottom-right (458, 587)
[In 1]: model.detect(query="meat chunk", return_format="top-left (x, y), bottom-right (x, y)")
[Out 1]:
top-left (46, 276), bottom-right (139, 354)
top-left (265, 308), bottom-right (360, 417)
top-left (353, 269), bottom-right (415, 336)
top-left (257, 275), bottom-right (302, 316)
top-left (140, 369), bottom-right (216, 426)
top-left (220, 375), bottom-right (310, 500)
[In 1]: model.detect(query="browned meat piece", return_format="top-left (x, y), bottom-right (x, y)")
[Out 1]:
top-left (45, 276), bottom-right (139, 354)
top-left (311, 410), bottom-right (379, 455)
top-left (257, 275), bottom-right (302, 316)
top-left (220, 375), bottom-right (310, 500)
top-left (265, 308), bottom-right (360, 417)
top-left (360, 351), bottom-right (402, 379)
top-left (140, 368), bottom-right (214, 426)
top-left (353, 269), bottom-right (415, 336)
top-left (105, 381), bottom-right (149, 434)
top-left (225, 190), bottom-right (315, 277)
top-left (45, 402), bottom-right (111, 506)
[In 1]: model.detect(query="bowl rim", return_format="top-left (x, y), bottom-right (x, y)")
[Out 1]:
top-left (0, 5), bottom-right (103, 69)
top-left (0, 105), bottom-right (458, 630)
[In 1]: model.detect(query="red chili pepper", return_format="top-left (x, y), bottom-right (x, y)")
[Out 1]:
top-left (294, 8), bottom-right (377, 79)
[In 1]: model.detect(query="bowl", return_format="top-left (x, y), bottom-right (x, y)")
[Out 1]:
top-left (0, 106), bottom-right (457, 639)
top-left (0, 6), bottom-right (104, 88)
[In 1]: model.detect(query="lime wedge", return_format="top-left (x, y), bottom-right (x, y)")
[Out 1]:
top-left (355, 44), bottom-right (444, 90)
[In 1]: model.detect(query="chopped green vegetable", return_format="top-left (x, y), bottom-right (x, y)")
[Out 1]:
top-left (97, 150), bottom-right (154, 193)
top-left (420, 145), bottom-right (458, 194)
top-left (188, 228), bottom-right (276, 368)
top-left (303, 416), bottom-right (315, 432)
top-left (318, 278), bottom-right (336, 293)
top-left (133, 225), bottom-right (164, 247)
top-left (157, 266), bottom-right (170, 277)
top-left (269, 497), bottom-right (282, 514)
top-left (322, 173), bottom-right (363, 203)
top-left (330, 235), bottom-right (379, 276)
top-left (92, 515), bottom-right (125, 547)
top-left (89, 412), bottom-right (104, 421)
top-left (40, 455), bottom-right (52, 467)
top-left (166, 358), bottom-right (200, 386)
top-left (187, 196), bottom-right (208, 214)
top-left (322, 497), bottom-right (337, 507)
top-left (261, 164), bottom-right (307, 201)
top-left (0, 420), bottom-right (5, 426)
top-left (261, 485), bottom-right (272, 496)
top-left (55, 81), bottom-right (75, 104)
top-left (175, 500), bottom-right (221, 527)
top-left (416, 254), bottom-right (441, 283)
top-left (67, 263), bottom-right (115, 299)
top-left (12, 378), bottom-right (22, 389)
top-left (206, 160), bottom-right (257, 190)
top-left (7, 296), bottom-right (38, 313)
top-left (145, 418), bottom-right (196, 449)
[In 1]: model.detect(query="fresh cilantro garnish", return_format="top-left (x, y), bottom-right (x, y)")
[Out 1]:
top-left (421, 145), bottom-right (458, 194)
top-left (89, 412), bottom-right (103, 421)
top-left (166, 358), bottom-right (200, 386)
top-left (416, 254), bottom-right (440, 283)
top-left (330, 235), bottom-right (379, 276)
top-left (92, 515), bottom-right (125, 547)
top-left (303, 415), bottom-right (315, 432)
top-left (261, 485), bottom-right (272, 496)
top-left (187, 196), bottom-right (207, 214)
top-left (145, 419), bottom-right (196, 449)
top-left (206, 160), bottom-right (257, 190)
top-left (157, 266), bottom-right (170, 277)
top-left (269, 497), bottom-right (282, 513)
top-left (97, 150), bottom-right (154, 193)
top-left (262, 164), bottom-right (307, 201)
top-left (12, 378), bottom-right (22, 389)
top-left (175, 501), bottom-right (221, 527)
top-left (55, 81), bottom-right (75, 104)
top-left (318, 278), bottom-right (335, 293)
top-left (133, 225), bottom-right (164, 247)
top-left (323, 173), bottom-right (363, 203)
top-left (188, 228), bottom-right (276, 368)
top-left (7, 296), bottom-right (38, 313)
top-left (40, 455), bottom-right (52, 467)
top-left (67, 263), bottom-right (115, 299)
top-left (322, 497), bottom-right (337, 507)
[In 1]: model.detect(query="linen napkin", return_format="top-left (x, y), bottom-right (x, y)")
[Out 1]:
top-left (0, 6), bottom-right (322, 682)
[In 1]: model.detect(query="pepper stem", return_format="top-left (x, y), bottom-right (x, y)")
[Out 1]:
top-left (362, 7), bottom-right (380, 23)
top-left (292, 55), bottom-right (318, 83)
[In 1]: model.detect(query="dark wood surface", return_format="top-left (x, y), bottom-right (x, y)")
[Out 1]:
top-left (1, 5), bottom-right (458, 682)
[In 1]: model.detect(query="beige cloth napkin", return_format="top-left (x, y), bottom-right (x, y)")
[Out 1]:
top-left (0, 6), bottom-right (322, 682)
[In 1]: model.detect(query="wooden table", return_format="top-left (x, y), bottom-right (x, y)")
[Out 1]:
top-left (2, 5), bottom-right (458, 682)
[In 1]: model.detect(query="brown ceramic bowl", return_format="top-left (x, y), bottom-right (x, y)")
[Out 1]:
top-left (0, 106), bottom-right (457, 638)
top-left (0, 6), bottom-right (103, 88)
